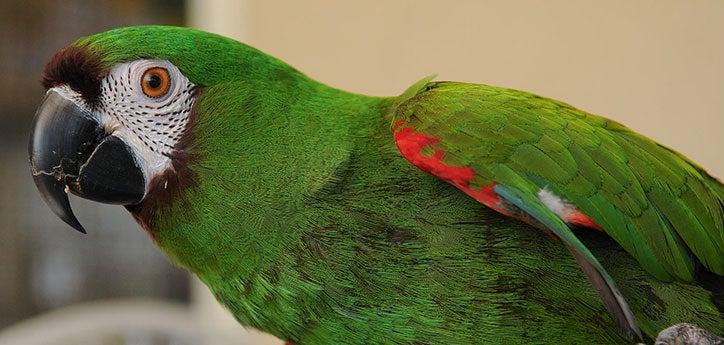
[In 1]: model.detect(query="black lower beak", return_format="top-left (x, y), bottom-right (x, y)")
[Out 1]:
top-left (29, 89), bottom-right (145, 233)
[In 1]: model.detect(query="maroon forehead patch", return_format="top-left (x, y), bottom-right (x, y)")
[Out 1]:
top-left (41, 45), bottom-right (105, 106)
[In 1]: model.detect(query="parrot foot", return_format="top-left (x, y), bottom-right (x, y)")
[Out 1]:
top-left (653, 323), bottom-right (722, 345)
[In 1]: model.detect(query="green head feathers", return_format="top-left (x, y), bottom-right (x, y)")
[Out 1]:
top-left (74, 25), bottom-right (302, 87)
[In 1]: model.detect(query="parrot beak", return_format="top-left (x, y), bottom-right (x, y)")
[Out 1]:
top-left (29, 89), bottom-right (146, 233)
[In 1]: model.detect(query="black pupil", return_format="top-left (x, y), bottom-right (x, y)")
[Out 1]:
top-left (147, 74), bottom-right (162, 89)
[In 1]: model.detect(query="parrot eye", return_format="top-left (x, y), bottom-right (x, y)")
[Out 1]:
top-left (141, 67), bottom-right (171, 98)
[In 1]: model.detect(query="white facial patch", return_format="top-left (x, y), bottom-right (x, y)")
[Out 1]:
top-left (50, 60), bottom-right (196, 197)
top-left (98, 60), bottom-right (196, 194)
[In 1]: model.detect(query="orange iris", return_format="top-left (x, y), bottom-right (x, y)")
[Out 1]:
top-left (141, 67), bottom-right (170, 98)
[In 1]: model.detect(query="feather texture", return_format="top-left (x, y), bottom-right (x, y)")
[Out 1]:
top-left (61, 26), bottom-right (724, 344)
top-left (390, 81), bottom-right (724, 282)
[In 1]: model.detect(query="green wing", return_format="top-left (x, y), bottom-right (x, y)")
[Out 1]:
top-left (390, 80), bottom-right (724, 283)
top-left (492, 182), bottom-right (641, 339)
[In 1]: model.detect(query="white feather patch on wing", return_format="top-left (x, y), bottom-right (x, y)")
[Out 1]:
top-left (537, 187), bottom-right (577, 219)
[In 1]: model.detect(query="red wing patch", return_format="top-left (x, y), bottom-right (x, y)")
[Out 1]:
top-left (565, 211), bottom-right (603, 231)
top-left (394, 125), bottom-right (511, 216)
top-left (393, 124), bottom-right (605, 232)
top-left (394, 126), bottom-right (474, 186)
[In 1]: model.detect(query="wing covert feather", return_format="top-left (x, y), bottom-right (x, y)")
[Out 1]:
top-left (391, 80), bottom-right (724, 281)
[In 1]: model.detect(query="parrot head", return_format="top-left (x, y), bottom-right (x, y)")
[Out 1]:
top-left (29, 25), bottom-right (296, 233)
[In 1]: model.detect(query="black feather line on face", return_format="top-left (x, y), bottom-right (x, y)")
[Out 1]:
top-left (41, 46), bottom-right (105, 108)
top-left (125, 87), bottom-right (202, 237)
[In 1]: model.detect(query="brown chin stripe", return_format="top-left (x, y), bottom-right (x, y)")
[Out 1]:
top-left (41, 45), bottom-right (104, 107)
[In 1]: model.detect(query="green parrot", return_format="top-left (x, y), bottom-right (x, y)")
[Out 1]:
top-left (28, 26), bottom-right (722, 345)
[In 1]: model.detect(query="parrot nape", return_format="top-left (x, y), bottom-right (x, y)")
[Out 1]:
top-left (28, 26), bottom-right (722, 345)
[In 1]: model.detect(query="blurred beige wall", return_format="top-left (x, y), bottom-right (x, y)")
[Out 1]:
top-left (187, 0), bottom-right (723, 343)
